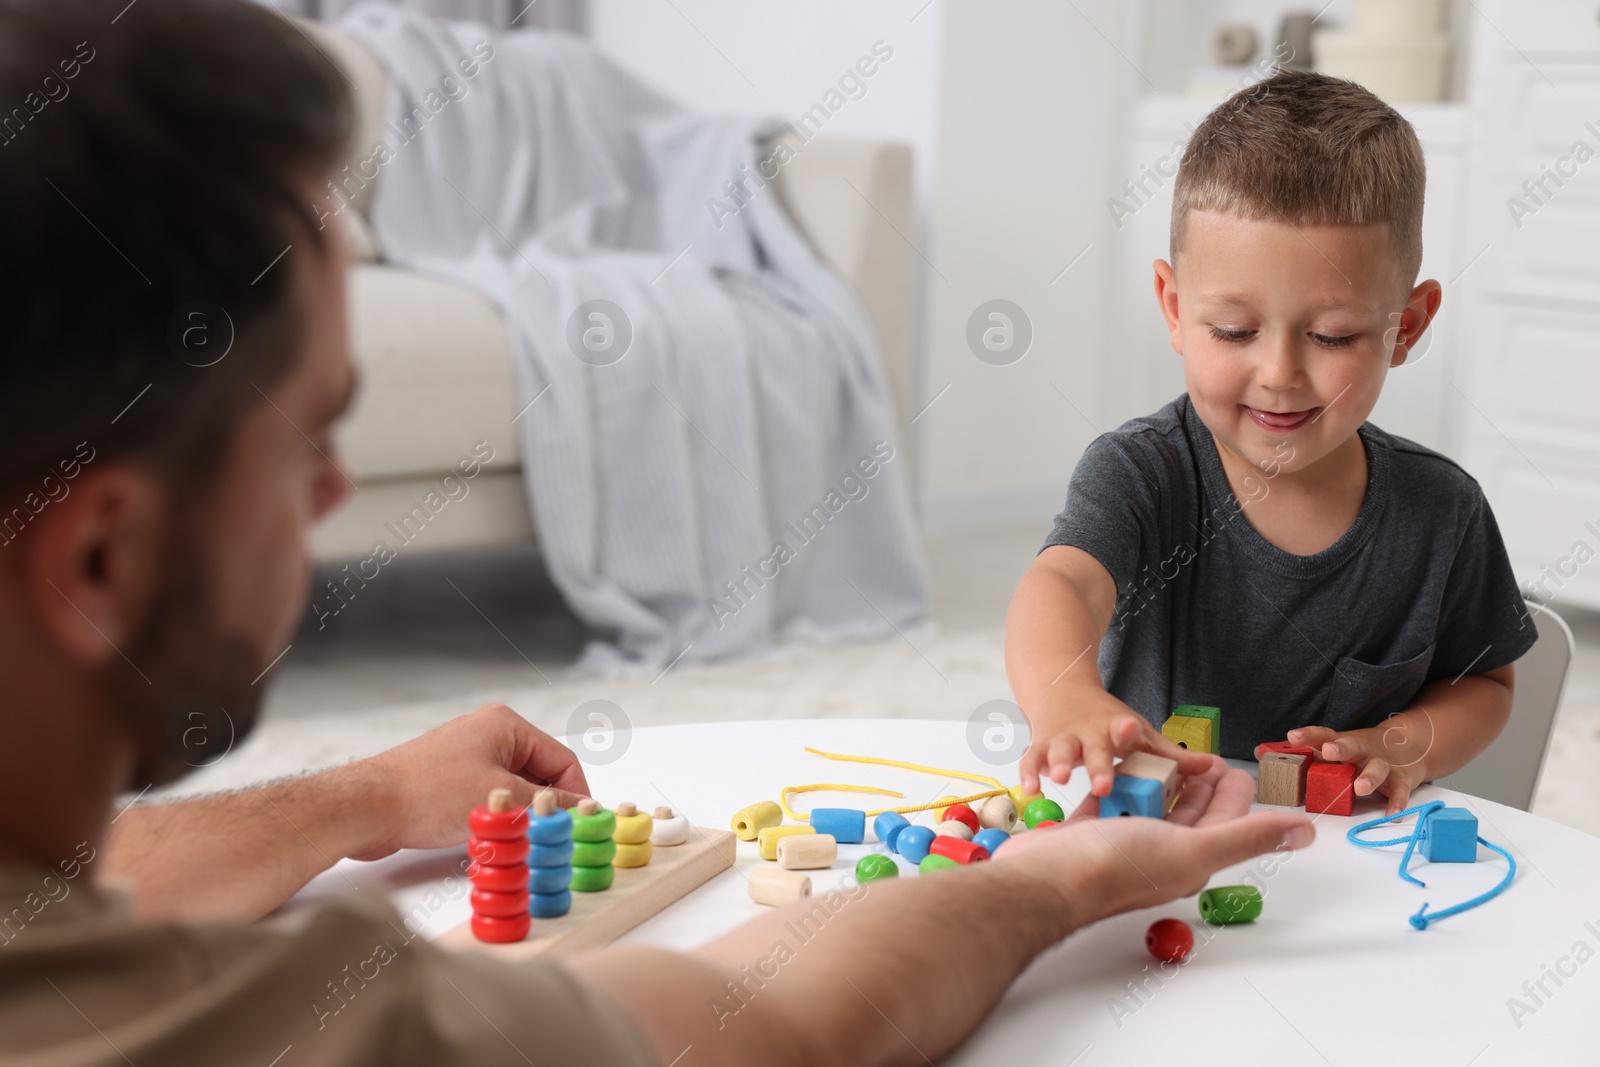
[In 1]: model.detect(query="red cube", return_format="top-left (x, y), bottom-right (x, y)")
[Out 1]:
top-left (1257, 741), bottom-right (1317, 761)
top-left (1305, 762), bottom-right (1358, 816)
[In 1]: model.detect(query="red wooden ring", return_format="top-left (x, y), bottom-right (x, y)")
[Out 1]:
top-left (471, 888), bottom-right (531, 918)
top-left (469, 862), bottom-right (530, 893)
top-left (929, 836), bottom-right (990, 864)
top-left (469, 805), bottom-right (529, 840)
top-left (467, 834), bottom-right (529, 866)
top-left (470, 912), bottom-right (530, 944)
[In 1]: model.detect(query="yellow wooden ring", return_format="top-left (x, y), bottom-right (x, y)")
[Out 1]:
top-left (614, 840), bottom-right (653, 868)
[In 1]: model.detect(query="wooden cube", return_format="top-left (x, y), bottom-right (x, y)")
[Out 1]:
top-left (1255, 752), bottom-right (1308, 807)
top-left (1421, 807), bottom-right (1479, 863)
top-left (1099, 775), bottom-right (1164, 818)
top-left (1171, 704), bottom-right (1221, 753)
top-left (1161, 714), bottom-right (1213, 754)
top-left (1257, 741), bottom-right (1317, 761)
top-left (1305, 762), bottom-right (1358, 816)
top-left (1116, 751), bottom-right (1178, 812)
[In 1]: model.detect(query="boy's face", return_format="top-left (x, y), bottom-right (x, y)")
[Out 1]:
top-left (1153, 209), bottom-right (1441, 479)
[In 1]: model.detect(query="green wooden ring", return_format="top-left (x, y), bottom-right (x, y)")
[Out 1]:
top-left (571, 838), bottom-right (617, 867)
top-left (570, 864), bottom-right (615, 892)
top-left (1198, 885), bottom-right (1262, 924)
top-left (569, 807), bottom-right (616, 842)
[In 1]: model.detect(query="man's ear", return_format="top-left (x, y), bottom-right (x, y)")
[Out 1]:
top-left (1385, 279), bottom-right (1443, 368)
top-left (1153, 258), bottom-right (1182, 355)
top-left (10, 463), bottom-right (168, 670)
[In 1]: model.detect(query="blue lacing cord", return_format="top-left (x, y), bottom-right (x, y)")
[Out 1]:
top-left (1346, 799), bottom-right (1517, 930)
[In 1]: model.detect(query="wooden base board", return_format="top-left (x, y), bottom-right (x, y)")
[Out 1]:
top-left (439, 827), bottom-right (736, 959)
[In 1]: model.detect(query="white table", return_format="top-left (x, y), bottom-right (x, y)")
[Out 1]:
top-left (291, 719), bottom-right (1600, 1064)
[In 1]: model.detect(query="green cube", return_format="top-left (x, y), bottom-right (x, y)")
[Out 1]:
top-left (1171, 704), bottom-right (1221, 754)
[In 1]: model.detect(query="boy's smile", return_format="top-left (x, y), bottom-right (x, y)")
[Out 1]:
top-left (1153, 209), bottom-right (1441, 495)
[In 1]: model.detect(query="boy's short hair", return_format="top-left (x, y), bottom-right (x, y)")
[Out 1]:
top-left (1170, 68), bottom-right (1425, 289)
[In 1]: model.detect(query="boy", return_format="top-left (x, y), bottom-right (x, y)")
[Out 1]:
top-left (1006, 69), bottom-right (1535, 816)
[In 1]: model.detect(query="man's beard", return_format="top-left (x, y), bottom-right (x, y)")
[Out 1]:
top-left (108, 520), bottom-right (271, 789)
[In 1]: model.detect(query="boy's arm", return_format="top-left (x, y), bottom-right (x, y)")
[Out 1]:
top-left (1285, 663), bottom-right (1515, 814)
top-left (1006, 545), bottom-right (1209, 795)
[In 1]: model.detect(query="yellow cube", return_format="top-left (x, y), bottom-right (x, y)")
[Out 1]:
top-left (1161, 714), bottom-right (1214, 754)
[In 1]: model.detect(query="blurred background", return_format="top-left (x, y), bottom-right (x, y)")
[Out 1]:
top-left (206, 0), bottom-right (1599, 836)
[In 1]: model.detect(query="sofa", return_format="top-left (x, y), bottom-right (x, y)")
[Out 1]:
top-left (302, 21), bottom-right (916, 563)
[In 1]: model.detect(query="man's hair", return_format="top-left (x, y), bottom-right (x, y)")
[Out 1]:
top-left (0, 0), bottom-right (352, 499)
top-left (1170, 68), bottom-right (1425, 289)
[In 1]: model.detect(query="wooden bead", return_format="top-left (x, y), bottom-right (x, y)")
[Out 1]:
top-left (470, 912), bottom-right (529, 943)
top-left (932, 796), bottom-right (964, 823)
top-left (470, 887), bottom-right (529, 918)
top-left (731, 801), bottom-right (783, 841)
top-left (777, 833), bottom-right (837, 870)
top-left (872, 811), bottom-right (910, 850)
top-left (810, 808), bottom-right (865, 844)
top-left (757, 825), bottom-right (815, 861)
top-left (1116, 751), bottom-right (1179, 811)
top-left (894, 825), bottom-right (936, 863)
top-left (528, 889), bottom-right (571, 918)
top-left (854, 854), bottom-right (899, 883)
top-left (528, 865), bottom-right (572, 894)
top-left (918, 854), bottom-right (959, 875)
top-left (527, 840), bottom-right (574, 868)
top-left (1008, 786), bottom-right (1044, 813)
top-left (527, 808), bottom-right (574, 845)
top-left (1256, 752), bottom-right (1309, 807)
top-left (570, 805), bottom-right (616, 842)
top-left (467, 834), bottom-right (528, 866)
top-left (1257, 741), bottom-right (1317, 761)
top-left (613, 809), bottom-right (653, 846)
top-left (651, 810), bottom-right (690, 846)
top-left (1170, 704), bottom-right (1221, 753)
top-left (570, 864), bottom-right (615, 892)
top-left (971, 828), bottom-right (1009, 857)
top-left (1099, 775), bottom-right (1164, 818)
top-left (1198, 885), bottom-right (1262, 925)
top-left (469, 862), bottom-right (529, 893)
top-left (1146, 918), bottom-right (1194, 962)
top-left (613, 840), bottom-right (654, 868)
top-left (941, 804), bottom-right (980, 833)
top-left (1161, 713), bottom-right (1214, 755)
top-left (1420, 807), bottom-right (1479, 863)
top-left (748, 867), bottom-right (811, 906)
top-left (976, 795), bottom-right (1018, 832)
top-left (935, 820), bottom-right (974, 841)
top-left (929, 836), bottom-right (989, 864)
top-left (1305, 762), bottom-right (1358, 815)
top-left (571, 839), bottom-right (617, 867)
top-left (1023, 797), bottom-right (1064, 829)
top-left (469, 802), bottom-right (529, 840)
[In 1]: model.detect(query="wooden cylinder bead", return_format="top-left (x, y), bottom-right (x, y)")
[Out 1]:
top-left (972, 828), bottom-right (1010, 858)
top-left (529, 889), bottom-right (571, 918)
top-left (570, 864), bottom-right (615, 892)
top-left (469, 861), bottom-right (530, 893)
top-left (1198, 885), bottom-right (1262, 925)
top-left (935, 820), bottom-right (974, 842)
top-left (528, 839), bottom-right (575, 868)
top-left (941, 803), bottom-right (980, 833)
top-left (810, 808), bottom-right (865, 844)
top-left (528, 865), bottom-right (572, 894)
top-left (613, 840), bottom-right (654, 868)
top-left (894, 825), bottom-right (936, 863)
top-left (467, 834), bottom-right (529, 867)
top-left (651, 810), bottom-right (690, 847)
top-left (777, 833), bottom-right (838, 870)
top-left (854, 854), bottom-right (899, 883)
top-left (470, 887), bottom-right (530, 918)
top-left (872, 810), bottom-right (910, 851)
top-left (469, 802), bottom-right (529, 840)
top-left (918, 854), bottom-right (959, 875)
top-left (929, 836), bottom-right (989, 865)
top-left (571, 838), bottom-right (617, 867)
top-left (613, 808), bottom-right (653, 846)
top-left (527, 807), bottom-right (574, 845)
top-left (533, 790), bottom-right (558, 817)
top-left (748, 867), bottom-right (811, 906)
top-left (731, 800), bottom-right (783, 841)
top-left (470, 912), bottom-right (530, 943)
top-left (976, 795), bottom-right (1018, 833)
top-left (757, 825), bottom-right (815, 861)
top-left (1023, 797), bottom-right (1065, 829)
top-left (570, 805), bottom-right (616, 843)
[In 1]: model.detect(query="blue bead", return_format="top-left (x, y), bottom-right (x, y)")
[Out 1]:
top-left (1421, 807), bottom-right (1478, 863)
top-left (527, 809), bottom-right (574, 844)
top-left (811, 808), bottom-right (866, 844)
top-left (529, 864), bottom-right (572, 894)
top-left (972, 828), bottom-right (1009, 857)
top-left (873, 811), bottom-right (910, 850)
top-left (895, 825), bottom-right (936, 863)
top-left (529, 889), bottom-right (571, 918)
top-left (1099, 775), bottom-right (1164, 819)
top-left (528, 840), bottom-right (574, 868)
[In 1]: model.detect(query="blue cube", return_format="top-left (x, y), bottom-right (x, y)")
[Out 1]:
top-left (1099, 775), bottom-right (1164, 819)
top-left (1421, 807), bottom-right (1478, 863)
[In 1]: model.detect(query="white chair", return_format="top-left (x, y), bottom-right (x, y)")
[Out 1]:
top-left (1436, 601), bottom-right (1574, 811)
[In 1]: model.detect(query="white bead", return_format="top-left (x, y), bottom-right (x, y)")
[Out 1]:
top-left (935, 820), bottom-right (974, 841)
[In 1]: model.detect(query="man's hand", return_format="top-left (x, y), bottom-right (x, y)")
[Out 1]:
top-left (1018, 688), bottom-right (1213, 797)
top-left (353, 703), bottom-right (592, 860)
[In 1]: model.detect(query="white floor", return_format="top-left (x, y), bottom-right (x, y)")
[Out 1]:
top-left (166, 522), bottom-right (1600, 839)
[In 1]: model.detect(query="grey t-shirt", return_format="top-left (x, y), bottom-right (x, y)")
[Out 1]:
top-left (1043, 394), bottom-right (1537, 759)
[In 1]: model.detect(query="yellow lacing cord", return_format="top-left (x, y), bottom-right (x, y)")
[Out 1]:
top-left (780, 748), bottom-right (1012, 820)
top-left (802, 747), bottom-right (1005, 791)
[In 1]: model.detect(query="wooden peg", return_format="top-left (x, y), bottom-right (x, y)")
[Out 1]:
top-left (616, 801), bottom-right (638, 818)
top-left (533, 790), bottom-right (557, 817)
top-left (654, 806), bottom-right (674, 820)
top-left (576, 797), bottom-right (602, 817)
top-left (749, 867), bottom-right (812, 906)
top-left (488, 789), bottom-right (512, 814)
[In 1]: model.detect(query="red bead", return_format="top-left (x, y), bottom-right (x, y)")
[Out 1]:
top-left (470, 888), bottom-right (530, 918)
top-left (1146, 918), bottom-right (1194, 963)
top-left (470, 912), bottom-right (530, 943)
top-left (940, 803), bottom-right (980, 833)
top-left (467, 834), bottom-right (529, 866)
top-left (1033, 819), bottom-right (1061, 829)
top-left (469, 862), bottom-right (530, 893)
top-left (1257, 741), bottom-right (1317, 761)
top-left (469, 804), bottom-right (529, 839)
top-left (928, 836), bottom-right (990, 864)
top-left (1306, 762), bottom-right (1358, 816)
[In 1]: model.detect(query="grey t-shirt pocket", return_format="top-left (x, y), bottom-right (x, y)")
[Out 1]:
top-left (1324, 642), bottom-right (1436, 732)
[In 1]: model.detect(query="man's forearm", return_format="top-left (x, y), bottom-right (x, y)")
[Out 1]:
top-left (102, 759), bottom-right (394, 921)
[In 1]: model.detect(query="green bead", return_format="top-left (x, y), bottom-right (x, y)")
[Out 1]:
top-left (1198, 885), bottom-right (1262, 924)
top-left (1024, 797), bottom-right (1065, 829)
top-left (571, 838), bottom-right (617, 867)
top-left (919, 854), bottom-right (959, 875)
top-left (855, 854), bottom-right (899, 883)
top-left (570, 864), bottom-right (615, 892)
top-left (569, 806), bottom-right (616, 842)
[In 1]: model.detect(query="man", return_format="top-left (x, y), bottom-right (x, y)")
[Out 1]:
top-left (0, 2), bottom-right (1314, 1064)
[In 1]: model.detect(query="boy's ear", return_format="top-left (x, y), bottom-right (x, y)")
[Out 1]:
top-left (1384, 279), bottom-right (1443, 368)
top-left (1152, 259), bottom-right (1182, 355)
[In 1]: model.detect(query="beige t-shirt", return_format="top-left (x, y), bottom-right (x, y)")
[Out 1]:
top-left (0, 867), bottom-right (659, 1066)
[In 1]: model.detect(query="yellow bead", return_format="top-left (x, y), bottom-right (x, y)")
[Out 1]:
top-left (1161, 714), bottom-right (1213, 755)
top-left (1008, 786), bottom-right (1044, 817)
top-left (757, 825), bottom-right (815, 861)
top-left (613, 812), bottom-right (653, 845)
top-left (731, 801), bottom-right (783, 841)
top-left (613, 840), bottom-right (654, 868)
top-left (932, 795), bottom-right (964, 823)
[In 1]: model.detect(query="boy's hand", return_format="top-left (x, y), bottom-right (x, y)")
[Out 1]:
top-left (1020, 688), bottom-right (1213, 797)
top-left (1284, 723), bottom-right (1430, 816)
